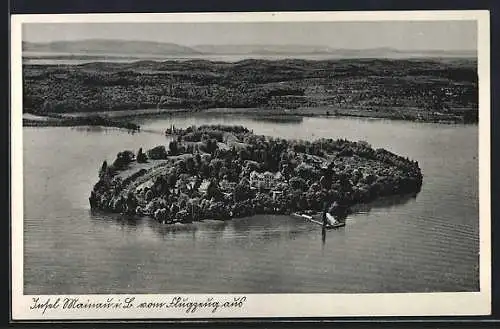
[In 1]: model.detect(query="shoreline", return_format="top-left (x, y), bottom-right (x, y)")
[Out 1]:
top-left (23, 113), bottom-right (140, 130)
top-left (23, 105), bottom-right (477, 128)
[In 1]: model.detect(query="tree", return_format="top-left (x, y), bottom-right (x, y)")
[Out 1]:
top-left (145, 190), bottom-right (154, 202)
top-left (170, 203), bottom-right (180, 216)
top-left (289, 176), bottom-right (306, 191)
top-left (280, 163), bottom-right (293, 181)
top-left (258, 181), bottom-right (267, 193)
top-left (209, 158), bottom-right (224, 177)
top-left (112, 150), bottom-right (134, 170)
top-left (239, 176), bottom-right (250, 186)
top-left (204, 138), bottom-right (218, 154)
top-left (179, 198), bottom-right (187, 210)
top-left (98, 160), bottom-right (108, 179)
top-left (200, 162), bottom-right (210, 178)
top-left (186, 156), bottom-right (195, 174)
top-left (147, 145), bottom-right (168, 160)
top-left (125, 191), bottom-right (138, 215)
top-left (207, 180), bottom-right (223, 201)
top-left (295, 163), bottom-right (317, 181)
top-left (308, 182), bottom-right (321, 193)
top-left (319, 175), bottom-right (331, 189)
top-left (195, 153), bottom-right (202, 166)
top-left (338, 147), bottom-right (353, 157)
top-left (193, 176), bottom-right (203, 191)
top-left (234, 182), bottom-right (253, 202)
top-left (136, 147), bottom-right (148, 163)
top-left (178, 174), bottom-right (191, 193)
top-left (168, 140), bottom-right (179, 156)
top-left (152, 175), bottom-right (167, 195)
top-left (298, 193), bottom-right (309, 210)
top-left (238, 148), bottom-right (250, 162)
top-left (167, 173), bottom-right (177, 189)
top-left (175, 159), bottom-right (187, 174)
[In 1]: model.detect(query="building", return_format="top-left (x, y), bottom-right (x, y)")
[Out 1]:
top-left (198, 180), bottom-right (210, 194)
top-left (249, 171), bottom-right (284, 190)
top-left (271, 190), bottom-right (283, 201)
top-left (219, 180), bottom-right (237, 192)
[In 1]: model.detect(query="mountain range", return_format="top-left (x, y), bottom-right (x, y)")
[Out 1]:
top-left (23, 40), bottom-right (201, 55)
top-left (22, 39), bottom-right (477, 58)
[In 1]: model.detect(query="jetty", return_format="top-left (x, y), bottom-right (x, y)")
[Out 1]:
top-left (291, 212), bottom-right (346, 229)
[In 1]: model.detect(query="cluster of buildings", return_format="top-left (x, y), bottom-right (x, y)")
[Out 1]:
top-left (249, 171), bottom-right (287, 200)
top-left (195, 170), bottom-right (288, 201)
top-left (249, 171), bottom-right (284, 190)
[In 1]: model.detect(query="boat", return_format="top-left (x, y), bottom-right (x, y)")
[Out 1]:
top-left (325, 220), bottom-right (346, 229)
top-left (291, 212), bottom-right (346, 229)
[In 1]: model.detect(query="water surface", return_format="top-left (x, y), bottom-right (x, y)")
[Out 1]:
top-left (23, 115), bottom-right (479, 294)
top-left (22, 52), bottom-right (468, 65)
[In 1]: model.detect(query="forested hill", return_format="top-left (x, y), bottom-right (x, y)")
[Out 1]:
top-left (23, 58), bottom-right (478, 123)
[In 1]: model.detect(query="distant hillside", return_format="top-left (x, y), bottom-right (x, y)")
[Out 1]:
top-left (194, 44), bottom-right (476, 58)
top-left (22, 39), bottom-right (476, 59)
top-left (192, 44), bottom-right (335, 54)
top-left (22, 39), bottom-right (201, 55)
top-left (399, 49), bottom-right (477, 58)
top-left (332, 48), bottom-right (476, 58)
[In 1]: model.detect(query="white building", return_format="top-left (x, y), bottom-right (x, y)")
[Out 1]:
top-left (249, 171), bottom-right (284, 190)
top-left (198, 180), bottom-right (211, 194)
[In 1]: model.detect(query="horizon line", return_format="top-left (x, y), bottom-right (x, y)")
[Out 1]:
top-left (22, 38), bottom-right (478, 52)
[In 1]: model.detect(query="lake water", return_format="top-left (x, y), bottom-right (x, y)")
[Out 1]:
top-left (22, 52), bottom-right (348, 65)
top-left (23, 115), bottom-right (479, 294)
top-left (22, 52), bottom-right (468, 66)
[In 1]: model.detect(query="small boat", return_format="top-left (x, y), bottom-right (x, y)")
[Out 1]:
top-left (324, 213), bottom-right (346, 229)
top-left (325, 221), bottom-right (346, 229)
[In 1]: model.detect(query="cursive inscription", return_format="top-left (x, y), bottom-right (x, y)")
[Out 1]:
top-left (29, 297), bottom-right (60, 314)
top-left (29, 296), bottom-right (247, 315)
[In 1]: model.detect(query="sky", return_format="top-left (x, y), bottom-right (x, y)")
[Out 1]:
top-left (22, 21), bottom-right (477, 51)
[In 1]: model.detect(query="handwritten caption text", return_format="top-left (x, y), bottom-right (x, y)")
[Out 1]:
top-left (30, 296), bottom-right (247, 315)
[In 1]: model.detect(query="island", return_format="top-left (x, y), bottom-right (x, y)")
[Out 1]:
top-left (89, 125), bottom-right (423, 224)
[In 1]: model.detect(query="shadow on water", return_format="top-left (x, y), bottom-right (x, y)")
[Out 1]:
top-left (319, 193), bottom-right (418, 247)
top-left (348, 192), bottom-right (419, 215)
top-left (89, 209), bottom-right (143, 225)
top-left (89, 192), bottom-right (418, 243)
top-left (72, 126), bottom-right (107, 133)
top-left (250, 115), bottom-right (304, 124)
top-left (71, 126), bottom-right (140, 135)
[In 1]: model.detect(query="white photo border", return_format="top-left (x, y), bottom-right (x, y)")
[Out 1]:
top-left (10, 10), bottom-right (491, 320)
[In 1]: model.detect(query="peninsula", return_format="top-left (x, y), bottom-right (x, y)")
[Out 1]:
top-left (89, 125), bottom-right (423, 223)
